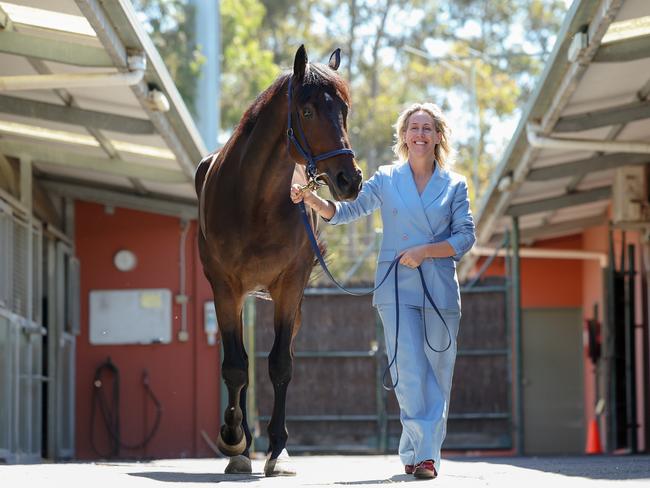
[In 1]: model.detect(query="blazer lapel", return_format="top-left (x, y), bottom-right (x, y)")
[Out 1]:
top-left (421, 163), bottom-right (448, 210)
top-left (394, 162), bottom-right (432, 235)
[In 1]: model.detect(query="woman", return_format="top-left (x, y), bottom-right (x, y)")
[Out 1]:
top-left (290, 102), bottom-right (476, 479)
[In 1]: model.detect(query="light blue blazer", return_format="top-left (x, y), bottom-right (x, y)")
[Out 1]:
top-left (328, 161), bottom-right (476, 310)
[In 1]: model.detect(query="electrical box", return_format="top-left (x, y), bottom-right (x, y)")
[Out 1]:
top-left (89, 289), bottom-right (172, 345)
top-left (612, 166), bottom-right (648, 224)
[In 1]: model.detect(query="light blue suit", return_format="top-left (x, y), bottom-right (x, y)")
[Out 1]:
top-left (328, 161), bottom-right (475, 471)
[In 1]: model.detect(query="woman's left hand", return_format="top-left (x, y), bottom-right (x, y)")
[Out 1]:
top-left (399, 245), bottom-right (428, 269)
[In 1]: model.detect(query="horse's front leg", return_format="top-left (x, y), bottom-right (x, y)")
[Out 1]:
top-left (264, 272), bottom-right (307, 476)
top-left (211, 283), bottom-right (250, 459)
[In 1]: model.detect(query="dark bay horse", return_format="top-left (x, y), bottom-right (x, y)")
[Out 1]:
top-left (195, 46), bottom-right (362, 475)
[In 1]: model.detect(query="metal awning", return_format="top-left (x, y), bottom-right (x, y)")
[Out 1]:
top-left (459, 0), bottom-right (650, 279)
top-left (0, 0), bottom-right (207, 220)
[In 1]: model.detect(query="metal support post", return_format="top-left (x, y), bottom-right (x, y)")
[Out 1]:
top-left (375, 310), bottom-right (388, 453)
top-left (511, 216), bottom-right (523, 455)
top-left (244, 296), bottom-right (256, 453)
top-left (625, 244), bottom-right (637, 452)
top-left (605, 226), bottom-right (616, 451)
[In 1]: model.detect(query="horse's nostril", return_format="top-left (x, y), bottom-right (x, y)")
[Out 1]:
top-left (337, 171), bottom-right (351, 190)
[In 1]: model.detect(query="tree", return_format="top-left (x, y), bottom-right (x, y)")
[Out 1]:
top-left (185, 0), bottom-right (567, 285)
top-left (220, 0), bottom-right (281, 130)
top-left (132, 0), bottom-right (205, 114)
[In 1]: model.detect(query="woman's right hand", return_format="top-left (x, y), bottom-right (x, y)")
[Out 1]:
top-left (291, 184), bottom-right (335, 219)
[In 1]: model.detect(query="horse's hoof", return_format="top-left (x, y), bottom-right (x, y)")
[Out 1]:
top-left (264, 448), bottom-right (296, 477)
top-left (216, 431), bottom-right (246, 457)
top-left (225, 455), bottom-right (252, 474)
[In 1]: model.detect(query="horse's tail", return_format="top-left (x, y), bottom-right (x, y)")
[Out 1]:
top-left (195, 152), bottom-right (218, 239)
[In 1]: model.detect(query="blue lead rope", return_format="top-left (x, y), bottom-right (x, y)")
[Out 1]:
top-left (297, 201), bottom-right (452, 390)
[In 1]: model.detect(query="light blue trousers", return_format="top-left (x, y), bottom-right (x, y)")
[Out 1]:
top-left (377, 304), bottom-right (460, 473)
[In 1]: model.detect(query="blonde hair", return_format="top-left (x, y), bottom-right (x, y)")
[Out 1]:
top-left (392, 102), bottom-right (452, 168)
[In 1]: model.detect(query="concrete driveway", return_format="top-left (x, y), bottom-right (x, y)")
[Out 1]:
top-left (1, 454), bottom-right (649, 487)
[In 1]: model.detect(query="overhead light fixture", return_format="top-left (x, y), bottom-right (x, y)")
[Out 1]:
top-left (0, 2), bottom-right (96, 37)
top-left (146, 88), bottom-right (170, 113)
top-left (0, 120), bottom-right (175, 160)
top-left (601, 15), bottom-right (650, 44)
top-left (568, 32), bottom-right (588, 62)
top-left (497, 173), bottom-right (513, 193)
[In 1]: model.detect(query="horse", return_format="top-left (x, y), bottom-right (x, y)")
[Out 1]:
top-left (195, 45), bottom-right (362, 476)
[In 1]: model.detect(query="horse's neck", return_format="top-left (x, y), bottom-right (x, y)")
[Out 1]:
top-left (235, 99), bottom-right (294, 202)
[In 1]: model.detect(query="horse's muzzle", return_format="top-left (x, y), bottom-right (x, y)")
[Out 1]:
top-left (335, 168), bottom-right (363, 200)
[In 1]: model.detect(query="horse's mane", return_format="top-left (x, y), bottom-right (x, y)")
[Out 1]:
top-left (218, 63), bottom-right (351, 161)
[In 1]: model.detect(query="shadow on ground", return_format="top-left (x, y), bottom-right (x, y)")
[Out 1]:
top-left (128, 471), bottom-right (263, 483)
top-left (334, 474), bottom-right (421, 484)
top-left (450, 455), bottom-right (650, 481)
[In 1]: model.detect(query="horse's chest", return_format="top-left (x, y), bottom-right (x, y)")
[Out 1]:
top-left (211, 225), bottom-right (304, 266)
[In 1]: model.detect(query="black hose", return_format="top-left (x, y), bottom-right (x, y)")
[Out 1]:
top-left (90, 357), bottom-right (162, 457)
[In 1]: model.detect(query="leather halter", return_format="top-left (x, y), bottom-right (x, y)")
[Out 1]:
top-left (286, 76), bottom-right (355, 186)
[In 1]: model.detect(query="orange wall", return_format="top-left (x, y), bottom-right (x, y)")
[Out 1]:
top-left (480, 234), bottom-right (584, 308)
top-left (74, 202), bottom-right (217, 459)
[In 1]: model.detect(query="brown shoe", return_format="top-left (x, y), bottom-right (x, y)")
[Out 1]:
top-left (414, 459), bottom-right (437, 479)
top-left (405, 464), bottom-right (415, 474)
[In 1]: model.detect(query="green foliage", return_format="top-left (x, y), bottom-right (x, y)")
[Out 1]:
top-left (132, 0), bottom-right (205, 113)
top-left (216, 0), bottom-right (566, 285)
top-left (220, 0), bottom-right (280, 129)
top-left (135, 0), bottom-right (565, 285)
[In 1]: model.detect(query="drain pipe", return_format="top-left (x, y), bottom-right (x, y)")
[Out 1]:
top-left (527, 124), bottom-right (650, 154)
top-left (472, 245), bottom-right (608, 267)
top-left (0, 54), bottom-right (145, 92)
top-left (176, 219), bottom-right (191, 342)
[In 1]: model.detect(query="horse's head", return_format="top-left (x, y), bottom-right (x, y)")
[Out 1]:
top-left (288, 45), bottom-right (362, 201)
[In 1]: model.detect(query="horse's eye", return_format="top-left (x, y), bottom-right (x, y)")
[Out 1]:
top-left (302, 108), bottom-right (313, 118)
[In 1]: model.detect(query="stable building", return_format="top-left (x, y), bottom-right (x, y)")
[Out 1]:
top-left (460, 0), bottom-right (650, 454)
top-left (0, 0), bottom-right (220, 462)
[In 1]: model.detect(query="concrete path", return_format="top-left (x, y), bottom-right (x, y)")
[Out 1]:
top-left (1, 454), bottom-right (649, 487)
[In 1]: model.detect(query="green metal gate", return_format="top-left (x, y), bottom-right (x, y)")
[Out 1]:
top-left (0, 199), bottom-right (44, 463)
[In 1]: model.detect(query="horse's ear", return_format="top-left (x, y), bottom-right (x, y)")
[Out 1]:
top-left (328, 48), bottom-right (341, 71)
top-left (293, 45), bottom-right (308, 82)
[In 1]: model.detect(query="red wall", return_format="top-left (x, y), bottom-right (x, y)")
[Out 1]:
top-left (74, 202), bottom-right (218, 459)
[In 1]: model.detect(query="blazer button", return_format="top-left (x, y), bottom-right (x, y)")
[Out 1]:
top-left (402, 233), bottom-right (408, 240)
top-left (392, 208), bottom-right (398, 216)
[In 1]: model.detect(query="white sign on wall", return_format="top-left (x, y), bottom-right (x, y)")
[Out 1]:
top-left (204, 301), bottom-right (218, 346)
top-left (89, 289), bottom-right (172, 345)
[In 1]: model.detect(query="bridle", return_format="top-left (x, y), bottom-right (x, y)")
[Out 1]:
top-left (286, 76), bottom-right (355, 191)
